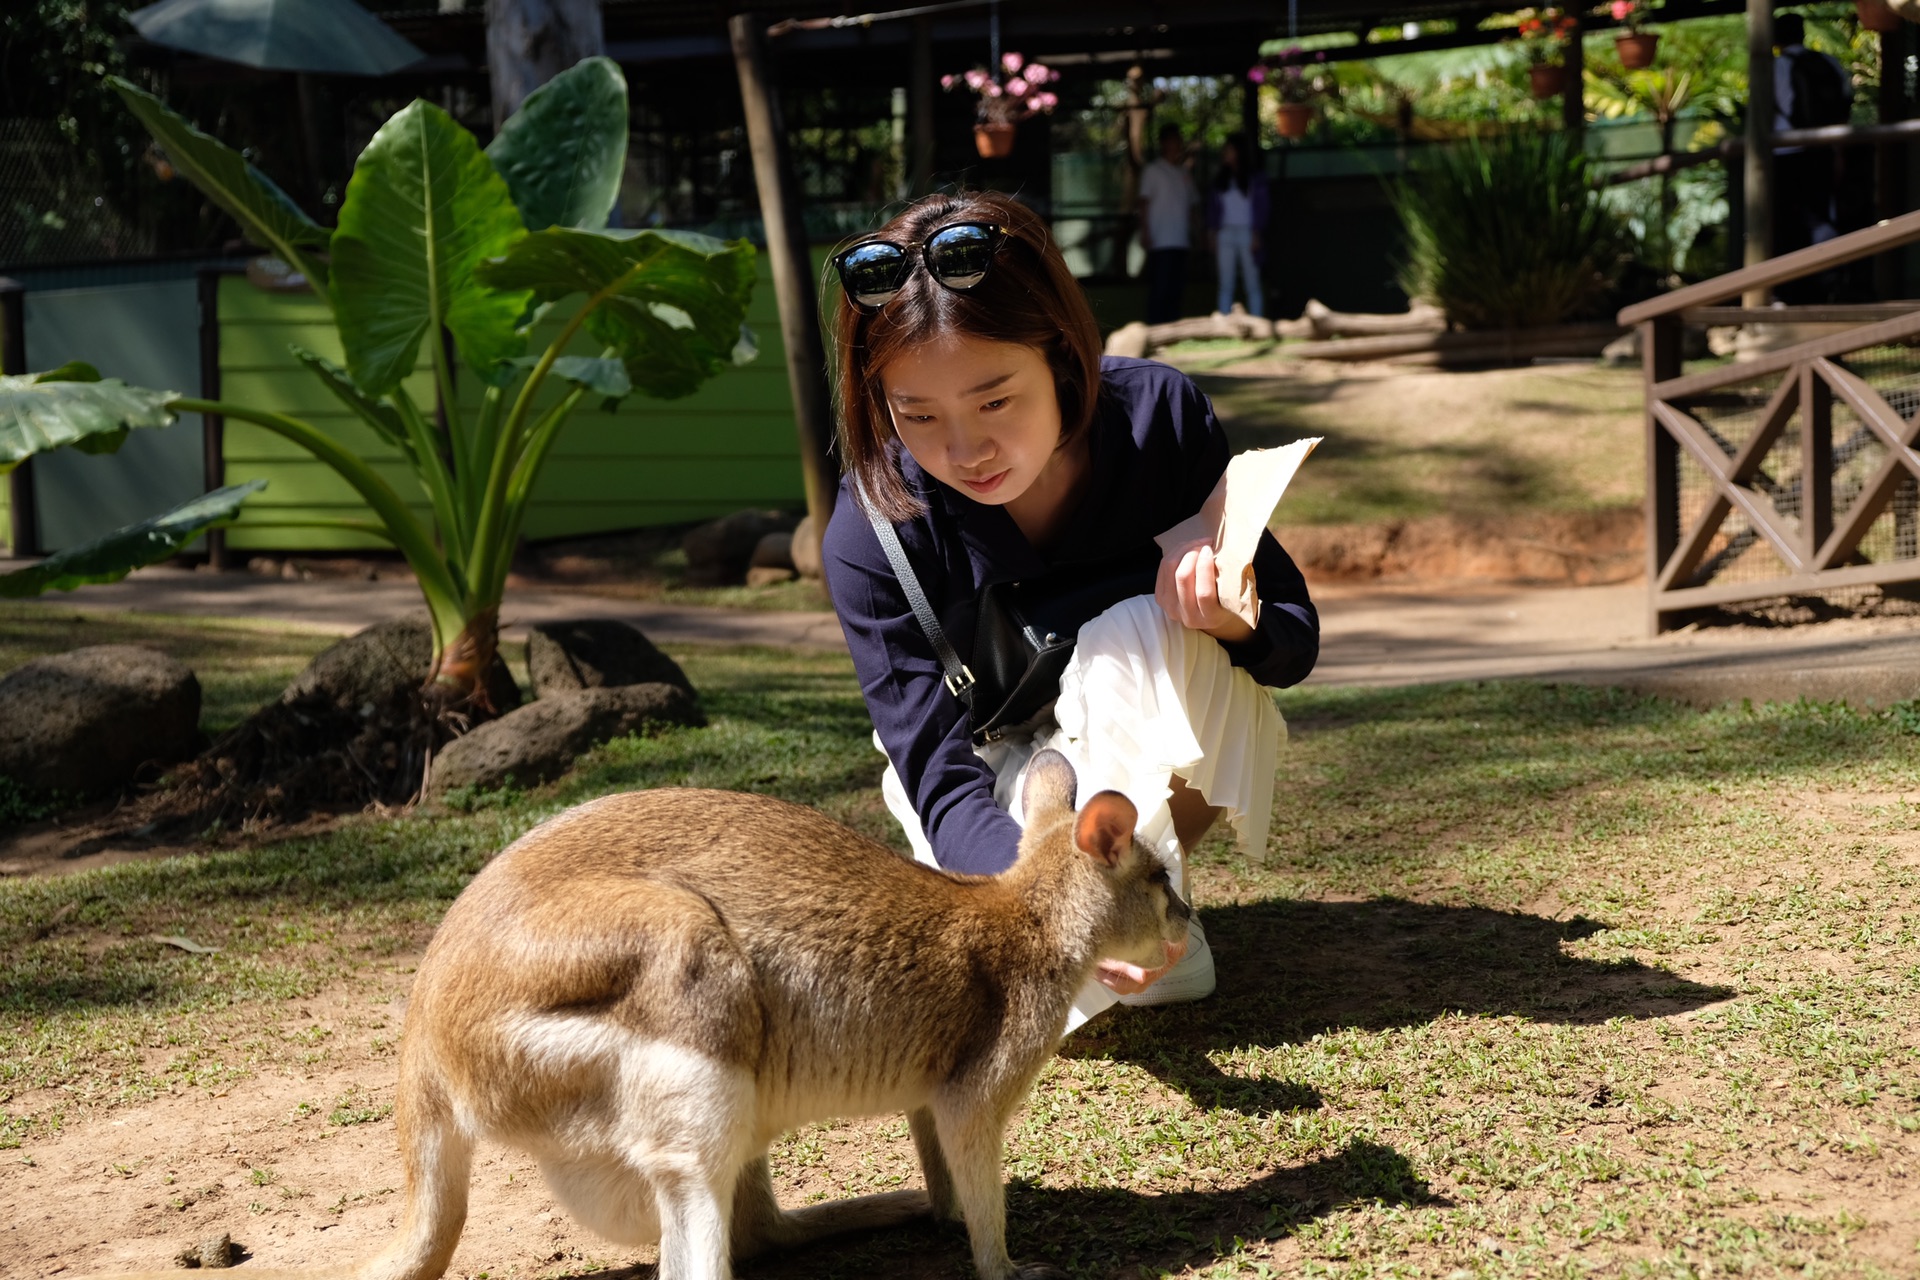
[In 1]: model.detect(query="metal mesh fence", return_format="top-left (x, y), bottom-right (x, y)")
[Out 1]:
top-left (0, 119), bottom-right (152, 268)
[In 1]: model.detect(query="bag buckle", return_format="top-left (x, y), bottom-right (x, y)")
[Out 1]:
top-left (944, 664), bottom-right (977, 698)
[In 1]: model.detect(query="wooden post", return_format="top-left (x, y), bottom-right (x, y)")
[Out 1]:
top-left (1743, 0), bottom-right (1775, 306)
top-left (1800, 362), bottom-right (1832, 559)
top-left (1645, 316), bottom-right (1683, 633)
top-left (1, 278), bottom-right (35, 559)
top-left (1561, 14), bottom-right (1584, 140)
top-left (910, 15), bottom-right (935, 197)
top-left (198, 268), bottom-right (228, 570)
top-left (731, 12), bottom-right (838, 560)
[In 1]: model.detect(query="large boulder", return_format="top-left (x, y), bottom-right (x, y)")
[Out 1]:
top-left (428, 684), bottom-right (704, 795)
top-left (682, 510), bottom-right (799, 586)
top-left (525, 618), bottom-right (695, 701)
top-left (790, 513), bottom-right (824, 581)
top-left (0, 645), bottom-right (200, 798)
top-left (283, 617), bottom-right (520, 714)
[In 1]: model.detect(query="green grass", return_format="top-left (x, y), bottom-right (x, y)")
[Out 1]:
top-left (3, 621), bottom-right (1919, 1276)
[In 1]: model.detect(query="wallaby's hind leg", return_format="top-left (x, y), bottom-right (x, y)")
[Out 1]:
top-left (908, 1106), bottom-right (960, 1221)
top-left (729, 1156), bottom-right (932, 1263)
top-left (361, 1070), bottom-right (474, 1280)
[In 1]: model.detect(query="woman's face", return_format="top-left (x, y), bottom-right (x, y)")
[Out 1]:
top-left (877, 333), bottom-right (1065, 508)
top-left (1221, 141), bottom-right (1241, 170)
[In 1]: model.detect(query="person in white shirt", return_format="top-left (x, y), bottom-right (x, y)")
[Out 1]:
top-left (1136, 123), bottom-right (1196, 324)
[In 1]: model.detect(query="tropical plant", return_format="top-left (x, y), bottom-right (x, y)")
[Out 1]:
top-left (1513, 6), bottom-right (1580, 66)
top-left (1253, 46), bottom-right (1335, 106)
top-left (0, 57), bottom-right (757, 713)
top-left (941, 52), bottom-right (1060, 125)
top-left (1391, 131), bottom-right (1630, 330)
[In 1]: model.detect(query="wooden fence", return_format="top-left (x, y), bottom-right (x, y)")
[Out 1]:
top-left (1619, 209), bottom-right (1920, 632)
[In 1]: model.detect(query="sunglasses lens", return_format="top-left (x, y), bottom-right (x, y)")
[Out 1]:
top-left (927, 224), bottom-right (999, 289)
top-left (838, 242), bottom-right (909, 307)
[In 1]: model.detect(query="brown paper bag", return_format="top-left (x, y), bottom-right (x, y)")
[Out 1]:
top-left (1153, 438), bottom-right (1320, 628)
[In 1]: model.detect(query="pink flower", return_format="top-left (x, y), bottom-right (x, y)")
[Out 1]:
top-left (1028, 63), bottom-right (1052, 84)
top-left (964, 68), bottom-right (989, 90)
top-left (1036, 91), bottom-right (1057, 110)
top-left (940, 73), bottom-right (956, 90)
top-left (1002, 51), bottom-right (1024, 74)
top-left (1248, 65), bottom-right (1267, 83)
top-left (1006, 77), bottom-right (1029, 96)
top-left (984, 81), bottom-right (1003, 97)
top-left (1611, 0), bottom-right (1634, 17)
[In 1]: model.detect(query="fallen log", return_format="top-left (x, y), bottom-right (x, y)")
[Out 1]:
top-left (1291, 322), bottom-right (1625, 366)
top-left (1303, 297), bottom-right (1447, 339)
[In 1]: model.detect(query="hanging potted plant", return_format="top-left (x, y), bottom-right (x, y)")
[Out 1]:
top-left (1257, 46), bottom-right (1331, 140)
top-left (943, 53), bottom-right (1059, 158)
top-left (1611, 1), bottom-right (1660, 69)
top-left (1515, 7), bottom-right (1579, 97)
top-left (1858, 0), bottom-right (1904, 33)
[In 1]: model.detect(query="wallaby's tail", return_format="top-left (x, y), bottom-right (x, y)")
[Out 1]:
top-left (730, 1157), bottom-right (932, 1263)
top-left (71, 1070), bottom-right (473, 1280)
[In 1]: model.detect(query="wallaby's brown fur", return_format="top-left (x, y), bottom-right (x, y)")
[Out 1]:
top-left (75, 751), bottom-right (1189, 1280)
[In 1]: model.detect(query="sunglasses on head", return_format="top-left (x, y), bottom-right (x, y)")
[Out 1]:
top-left (832, 222), bottom-right (1011, 311)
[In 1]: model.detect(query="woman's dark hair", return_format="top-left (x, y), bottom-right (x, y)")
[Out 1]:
top-left (1213, 138), bottom-right (1249, 194)
top-left (830, 190), bottom-right (1104, 521)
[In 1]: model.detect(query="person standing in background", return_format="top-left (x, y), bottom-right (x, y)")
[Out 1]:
top-left (1772, 14), bottom-right (1852, 252)
top-left (1137, 123), bottom-right (1196, 325)
top-left (1206, 136), bottom-right (1268, 318)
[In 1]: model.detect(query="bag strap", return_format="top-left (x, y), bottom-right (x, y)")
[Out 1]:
top-left (862, 500), bottom-right (976, 704)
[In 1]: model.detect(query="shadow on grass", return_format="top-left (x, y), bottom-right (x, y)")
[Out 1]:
top-left (581, 1139), bottom-right (1429, 1280)
top-left (1070, 897), bottom-right (1731, 1110)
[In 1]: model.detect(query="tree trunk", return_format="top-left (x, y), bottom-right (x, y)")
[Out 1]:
top-left (486, 0), bottom-right (605, 131)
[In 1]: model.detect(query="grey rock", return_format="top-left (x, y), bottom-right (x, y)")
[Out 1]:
top-left (175, 1230), bottom-right (236, 1268)
top-left (526, 619), bottom-right (695, 700)
top-left (282, 617), bottom-right (520, 714)
top-left (0, 645), bottom-right (200, 799)
top-left (428, 684), bottom-right (704, 795)
top-left (682, 510), bottom-right (799, 586)
top-left (791, 513), bottom-right (823, 580)
top-left (750, 530), bottom-right (794, 570)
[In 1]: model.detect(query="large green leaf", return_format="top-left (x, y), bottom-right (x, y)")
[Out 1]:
top-left (486, 57), bottom-right (628, 233)
top-left (289, 346), bottom-right (410, 455)
top-left (475, 228), bottom-right (757, 399)
top-left (0, 481), bottom-right (266, 598)
top-left (0, 366), bottom-right (177, 474)
top-left (108, 77), bottom-right (330, 291)
top-left (331, 100), bottom-right (531, 396)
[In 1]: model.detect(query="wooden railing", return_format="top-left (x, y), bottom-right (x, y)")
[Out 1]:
top-left (1619, 210), bottom-right (1920, 631)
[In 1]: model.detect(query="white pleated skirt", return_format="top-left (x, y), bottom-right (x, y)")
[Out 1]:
top-left (877, 595), bottom-right (1286, 1032)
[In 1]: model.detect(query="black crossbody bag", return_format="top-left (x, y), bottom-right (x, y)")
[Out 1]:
top-left (865, 507), bottom-right (1160, 744)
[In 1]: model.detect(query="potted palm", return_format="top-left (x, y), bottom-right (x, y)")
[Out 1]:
top-left (1516, 7), bottom-right (1579, 97)
top-left (942, 54), bottom-right (1058, 158)
top-left (1612, 1), bottom-right (1660, 69)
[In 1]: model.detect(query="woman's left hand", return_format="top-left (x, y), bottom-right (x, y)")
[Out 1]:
top-left (1157, 541), bottom-right (1255, 643)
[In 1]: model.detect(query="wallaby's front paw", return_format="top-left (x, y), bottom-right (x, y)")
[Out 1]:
top-left (1012, 1262), bottom-right (1070, 1280)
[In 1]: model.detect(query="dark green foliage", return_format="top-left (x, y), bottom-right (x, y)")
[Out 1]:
top-left (1392, 131), bottom-right (1630, 330)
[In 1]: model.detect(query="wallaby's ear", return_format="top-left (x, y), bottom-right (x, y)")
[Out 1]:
top-left (1073, 791), bottom-right (1138, 868)
top-left (1022, 749), bottom-right (1078, 819)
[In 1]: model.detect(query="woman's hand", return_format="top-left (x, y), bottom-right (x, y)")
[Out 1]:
top-left (1095, 934), bottom-right (1188, 994)
top-left (1156, 541), bottom-right (1255, 644)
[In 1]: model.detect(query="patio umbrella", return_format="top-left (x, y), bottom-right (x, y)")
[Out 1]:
top-left (126, 0), bottom-right (424, 76)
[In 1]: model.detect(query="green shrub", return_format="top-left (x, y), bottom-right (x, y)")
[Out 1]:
top-left (1391, 131), bottom-right (1629, 330)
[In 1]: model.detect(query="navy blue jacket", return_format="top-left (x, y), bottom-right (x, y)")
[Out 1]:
top-left (823, 356), bottom-right (1318, 874)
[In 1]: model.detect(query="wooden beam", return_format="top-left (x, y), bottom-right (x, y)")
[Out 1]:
top-left (1742, 0), bottom-right (1773, 307)
top-left (1801, 362), bottom-right (1832, 560)
top-left (1656, 553), bottom-right (1920, 612)
top-left (1654, 400), bottom-right (1807, 571)
top-left (1808, 359), bottom-right (1920, 569)
top-left (1683, 302), bottom-right (1920, 325)
top-left (197, 268), bottom-right (228, 571)
top-left (1655, 372), bottom-right (1798, 591)
top-left (0, 277), bottom-right (35, 560)
top-left (1648, 306), bottom-right (1920, 402)
top-left (730, 11), bottom-right (840, 566)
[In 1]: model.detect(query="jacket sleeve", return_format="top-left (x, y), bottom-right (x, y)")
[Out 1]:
top-left (822, 499), bottom-right (1026, 875)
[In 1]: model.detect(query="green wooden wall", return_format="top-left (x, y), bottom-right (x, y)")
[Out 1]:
top-left (220, 251), bottom-right (806, 552)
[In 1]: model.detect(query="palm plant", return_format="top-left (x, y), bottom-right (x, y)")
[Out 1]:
top-left (1391, 130), bottom-right (1629, 330)
top-left (0, 59), bottom-right (756, 711)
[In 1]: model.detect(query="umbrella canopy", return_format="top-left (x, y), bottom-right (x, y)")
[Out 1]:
top-left (127, 0), bottom-right (425, 76)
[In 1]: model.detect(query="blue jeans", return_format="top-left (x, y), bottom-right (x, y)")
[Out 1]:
top-left (1214, 225), bottom-right (1263, 317)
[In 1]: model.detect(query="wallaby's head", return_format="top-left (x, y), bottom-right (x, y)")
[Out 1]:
top-left (1018, 750), bottom-right (1192, 971)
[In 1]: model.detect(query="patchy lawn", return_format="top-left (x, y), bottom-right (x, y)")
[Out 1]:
top-left (2, 621), bottom-right (1917, 1278)
top-left (1155, 347), bottom-right (1646, 529)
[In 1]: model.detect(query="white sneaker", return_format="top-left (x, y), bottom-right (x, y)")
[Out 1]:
top-left (1115, 917), bottom-right (1216, 1007)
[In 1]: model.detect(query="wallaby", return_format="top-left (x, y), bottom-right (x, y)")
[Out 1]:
top-left (77, 750), bottom-right (1190, 1280)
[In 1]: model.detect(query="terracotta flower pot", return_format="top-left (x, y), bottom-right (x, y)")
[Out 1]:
top-left (1616, 32), bottom-right (1659, 69)
top-left (1275, 102), bottom-right (1314, 140)
top-left (1528, 62), bottom-right (1567, 99)
top-left (973, 123), bottom-right (1016, 158)
top-left (1857, 0), bottom-right (1903, 34)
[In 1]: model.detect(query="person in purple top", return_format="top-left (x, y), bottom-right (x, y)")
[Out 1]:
top-left (821, 190), bottom-right (1318, 1008)
top-left (1205, 136), bottom-right (1270, 318)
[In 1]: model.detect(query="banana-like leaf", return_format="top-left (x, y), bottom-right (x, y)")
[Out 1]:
top-left (0, 480), bottom-right (266, 598)
top-left (0, 368), bottom-right (177, 474)
top-left (290, 346), bottom-right (411, 455)
top-left (108, 77), bottom-right (330, 291)
top-left (475, 228), bottom-right (757, 400)
top-left (332, 100), bottom-right (531, 396)
top-left (486, 57), bottom-right (628, 233)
